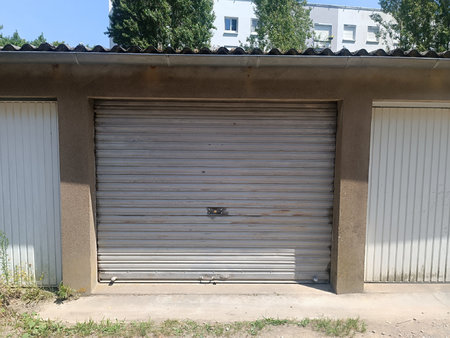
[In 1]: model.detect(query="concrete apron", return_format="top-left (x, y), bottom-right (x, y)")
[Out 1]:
top-left (37, 284), bottom-right (450, 324)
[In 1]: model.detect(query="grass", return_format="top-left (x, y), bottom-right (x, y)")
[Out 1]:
top-left (0, 280), bottom-right (54, 306)
top-left (0, 278), bottom-right (77, 307)
top-left (55, 282), bottom-right (78, 302)
top-left (0, 313), bottom-right (367, 337)
top-left (0, 230), bottom-right (60, 307)
top-left (0, 230), bottom-right (78, 309)
top-left (308, 317), bottom-right (367, 337)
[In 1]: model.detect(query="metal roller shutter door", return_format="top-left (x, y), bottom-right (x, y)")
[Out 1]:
top-left (95, 100), bottom-right (337, 283)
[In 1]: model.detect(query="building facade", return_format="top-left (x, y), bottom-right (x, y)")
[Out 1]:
top-left (107, 0), bottom-right (396, 51)
top-left (0, 44), bottom-right (449, 295)
top-left (210, 1), bottom-right (396, 51)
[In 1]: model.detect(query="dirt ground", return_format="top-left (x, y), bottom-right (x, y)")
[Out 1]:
top-left (364, 318), bottom-right (449, 337)
top-left (255, 318), bottom-right (450, 337)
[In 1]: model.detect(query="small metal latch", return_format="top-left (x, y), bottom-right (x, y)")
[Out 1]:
top-left (200, 274), bottom-right (229, 284)
top-left (207, 207), bottom-right (227, 216)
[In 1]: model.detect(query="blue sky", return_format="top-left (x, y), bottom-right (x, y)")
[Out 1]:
top-left (0, 0), bottom-right (380, 47)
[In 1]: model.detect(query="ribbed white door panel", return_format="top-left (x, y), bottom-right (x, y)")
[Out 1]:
top-left (366, 105), bottom-right (450, 282)
top-left (0, 101), bottom-right (61, 286)
top-left (95, 100), bottom-right (336, 283)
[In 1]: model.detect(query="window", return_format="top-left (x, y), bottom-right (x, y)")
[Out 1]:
top-left (250, 19), bottom-right (258, 34)
top-left (367, 26), bottom-right (379, 43)
top-left (313, 24), bottom-right (333, 48)
top-left (314, 24), bottom-right (332, 41)
top-left (224, 17), bottom-right (238, 33)
top-left (343, 24), bottom-right (356, 42)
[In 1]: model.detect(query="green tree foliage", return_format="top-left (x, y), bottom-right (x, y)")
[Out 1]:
top-left (0, 25), bottom-right (64, 47)
top-left (106, 0), bottom-right (215, 49)
top-left (247, 0), bottom-right (312, 51)
top-left (372, 0), bottom-right (450, 51)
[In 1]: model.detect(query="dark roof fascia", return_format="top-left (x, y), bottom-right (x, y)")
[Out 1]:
top-left (1, 44), bottom-right (449, 58)
top-left (0, 51), bottom-right (449, 70)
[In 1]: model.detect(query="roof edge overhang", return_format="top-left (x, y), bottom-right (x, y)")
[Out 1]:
top-left (0, 52), bottom-right (449, 69)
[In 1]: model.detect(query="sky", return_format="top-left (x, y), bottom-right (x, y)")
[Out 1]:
top-left (0, 0), bottom-right (381, 47)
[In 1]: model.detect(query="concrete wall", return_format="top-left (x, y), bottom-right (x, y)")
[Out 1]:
top-left (308, 5), bottom-right (393, 51)
top-left (211, 0), bottom-right (256, 49)
top-left (0, 59), bottom-right (449, 294)
top-left (335, 7), bottom-right (393, 51)
top-left (309, 6), bottom-right (338, 50)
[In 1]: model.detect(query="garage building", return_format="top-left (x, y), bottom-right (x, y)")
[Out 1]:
top-left (0, 45), bottom-right (449, 293)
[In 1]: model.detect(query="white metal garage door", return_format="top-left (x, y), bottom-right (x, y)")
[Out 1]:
top-left (0, 101), bottom-right (61, 286)
top-left (366, 102), bottom-right (450, 282)
top-left (95, 100), bottom-right (337, 283)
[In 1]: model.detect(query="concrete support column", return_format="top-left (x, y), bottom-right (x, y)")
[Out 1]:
top-left (58, 94), bottom-right (97, 293)
top-left (330, 98), bottom-right (372, 294)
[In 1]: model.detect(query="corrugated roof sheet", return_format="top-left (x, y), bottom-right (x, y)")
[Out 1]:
top-left (1, 43), bottom-right (449, 58)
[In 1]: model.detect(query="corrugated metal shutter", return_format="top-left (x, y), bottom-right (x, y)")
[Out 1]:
top-left (95, 100), bottom-right (337, 283)
top-left (366, 104), bottom-right (450, 282)
top-left (0, 101), bottom-right (61, 286)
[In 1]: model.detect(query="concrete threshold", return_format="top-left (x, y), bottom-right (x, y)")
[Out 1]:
top-left (92, 282), bottom-right (333, 295)
top-left (93, 282), bottom-right (450, 295)
top-left (364, 283), bottom-right (450, 293)
top-left (37, 283), bottom-right (450, 324)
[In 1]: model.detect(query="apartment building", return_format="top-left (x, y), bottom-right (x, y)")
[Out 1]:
top-left (211, 0), bottom-right (396, 51)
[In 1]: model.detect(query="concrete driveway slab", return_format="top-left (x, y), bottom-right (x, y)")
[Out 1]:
top-left (37, 284), bottom-right (450, 324)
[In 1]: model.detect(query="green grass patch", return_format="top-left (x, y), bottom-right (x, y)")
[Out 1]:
top-left (0, 282), bottom-right (54, 306)
top-left (55, 283), bottom-right (78, 302)
top-left (0, 230), bottom-right (72, 307)
top-left (309, 317), bottom-right (367, 337)
top-left (1, 313), bottom-right (367, 337)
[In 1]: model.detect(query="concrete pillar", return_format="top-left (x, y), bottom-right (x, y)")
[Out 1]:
top-left (58, 94), bottom-right (97, 293)
top-left (330, 98), bottom-right (372, 294)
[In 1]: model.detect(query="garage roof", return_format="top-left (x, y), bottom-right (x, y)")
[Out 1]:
top-left (0, 44), bottom-right (449, 69)
top-left (1, 43), bottom-right (450, 58)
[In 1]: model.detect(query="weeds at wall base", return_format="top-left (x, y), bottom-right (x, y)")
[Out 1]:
top-left (0, 231), bottom-right (10, 284)
top-left (0, 230), bottom-right (78, 312)
top-left (56, 283), bottom-right (78, 302)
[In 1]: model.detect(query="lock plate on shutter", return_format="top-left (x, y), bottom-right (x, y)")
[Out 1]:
top-left (207, 207), bottom-right (227, 216)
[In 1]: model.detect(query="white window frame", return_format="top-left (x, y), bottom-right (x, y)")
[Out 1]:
top-left (313, 23), bottom-right (333, 42)
top-left (224, 17), bottom-right (239, 34)
top-left (313, 23), bottom-right (333, 48)
top-left (342, 24), bottom-right (356, 43)
top-left (367, 26), bottom-right (379, 44)
top-left (250, 18), bottom-right (258, 35)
